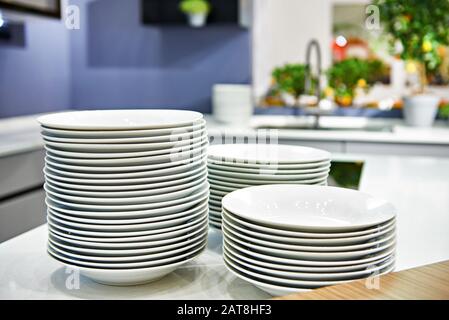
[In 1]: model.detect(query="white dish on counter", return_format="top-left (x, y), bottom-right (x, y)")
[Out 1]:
top-left (222, 226), bottom-right (396, 261)
top-left (45, 171), bottom-right (207, 198)
top-left (45, 190), bottom-right (209, 218)
top-left (44, 178), bottom-right (207, 205)
top-left (42, 127), bottom-right (206, 144)
top-left (46, 142), bottom-right (208, 166)
top-left (208, 144), bottom-right (331, 164)
top-left (45, 138), bottom-right (207, 159)
top-left (41, 121), bottom-right (205, 138)
top-left (44, 161), bottom-right (206, 184)
top-left (207, 167), bottom-right (329, 181)
top-left (222, 185), bottom-right (396, 232)
top-left (38, 109), bottom-right (203, 130)
top-left (222, 212), bottom-right (396, 246)
top-left (45, 152), bottom-right (207, 173)
top-left (47, 243), bottom-right (206, 286)
top-left (223, 208), bottom-right (395, 239)
top-left (207, 162), bottom-right (331, 174)
top-left (48, 222), bottom-right (207, 249)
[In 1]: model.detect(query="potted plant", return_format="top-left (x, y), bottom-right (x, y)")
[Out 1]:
top-left (179, 0), bottom-right (211, 28)
top-left (272, 64), bottom-right (308, 106)
top-left (375, 0), bottom-right (449, 127)
top-left (326, 58), bottom-right (386, 106)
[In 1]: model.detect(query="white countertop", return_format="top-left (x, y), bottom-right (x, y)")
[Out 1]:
top-left (1, 153), bottom-right (449, 299)
top-left (1, 113), bottom-right (449, 158)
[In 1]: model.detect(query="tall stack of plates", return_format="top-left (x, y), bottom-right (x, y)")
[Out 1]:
top-left (37, 110), bottom-right (209, 285)
top-left (221, 185), bottom-right (396, 296)
top-left (207, 144), bottom-right (331, 228)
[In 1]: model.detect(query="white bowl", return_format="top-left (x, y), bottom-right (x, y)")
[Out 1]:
top-left (222, 185), bottom-right (396, 232)
top-left (45, 181), bottom-right (209, 211)
top-left (45, 190), bottom-right (209, 218)
top-left (223, 227), bottom-right (396, 261)
top-left (44, 160), bottom-right (206, 184)
top-left (47, 243), bottom-right (206, 286)
top-left (44, 177), bottom-right (207, 205)
top-left (38, 110), bottom-right (203, 130)
top-left (208, 144), bottom-right (330, 164)
top-left (223, 208), bottom-right (395, 239)
top-left (42, 127), bottom-right (206, 144)
top-left (46, 138), bottom-right (208, 159)
top-left (41, 121), bottom-right (206, 138)
top-left (222, 212), bottom-right (396, 246)
top-left (223, 241), bottom-right (394, 273)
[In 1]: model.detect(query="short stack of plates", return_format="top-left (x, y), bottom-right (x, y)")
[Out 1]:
top-left (207, 144), bottom-right (331, 228)
top-left (37, 110), bottom-right (210, 286)
top-left (221, 185), bottom-right (396, 296)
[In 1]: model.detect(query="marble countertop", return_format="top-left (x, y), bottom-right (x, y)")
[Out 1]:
top-left (1, 113), bottom-right (449, 158)
top-left (1, 153), bottom-right (449, 299)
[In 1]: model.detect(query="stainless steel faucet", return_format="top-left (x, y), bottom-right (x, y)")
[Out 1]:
top-left (305, 39), bottom-right (321, 102)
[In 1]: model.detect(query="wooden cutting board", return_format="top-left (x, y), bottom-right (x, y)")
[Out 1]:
top-left (275, 260), bottom-right (449, 300)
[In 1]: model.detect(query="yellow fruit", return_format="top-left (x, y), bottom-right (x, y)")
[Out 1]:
top-left (422, 40), bottom-right (432, 52)
top-left (406, 61), bottom-right (417, 73)
top-left (324, 87), bottom-right (334, 97)
top-left (357, 78), bottom-right (367, 88)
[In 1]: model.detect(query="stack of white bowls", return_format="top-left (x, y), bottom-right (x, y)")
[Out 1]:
top-left (212, 84), bottom-right (253, 124)
top-left (37, 110), bottom-right (209, 285)
top-left (207, 144), bottom-right (331, 228)
top-left (221, 185), bottom-right (396, 296)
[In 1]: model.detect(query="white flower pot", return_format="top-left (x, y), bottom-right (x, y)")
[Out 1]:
top-left (403, 94), bottom-right (440, 127)
top-left (188, 13), bottom-right (207, 27)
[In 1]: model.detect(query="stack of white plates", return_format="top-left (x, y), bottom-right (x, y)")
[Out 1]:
top-left (207, 144), bottom-right (331, 228)
top-left (221, 185), bottom-right (396, 296)
top-left (37, 110), bottom-right (210, 285)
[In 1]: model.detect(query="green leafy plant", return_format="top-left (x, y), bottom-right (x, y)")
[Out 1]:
top-left (272, 64), bottom-right (308, 100)
top-left (439, 103), bottom-right (449, 118)
top-left (374, 0), bottom-right (449, 91)
top-left (326, 58), bottom-right (386, 105)
top-left (179, 0), bottom-right (210, 14)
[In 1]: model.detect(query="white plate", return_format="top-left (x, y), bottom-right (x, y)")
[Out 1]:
top-left (46, 142), bottom-right (207, 166)
top-left (44, 159), bottom-right (206, 182)
top-left (223, 241), bottom-right (394, 273)
top-left (46, 181), bottom-right (209, 211)
top-left (45, 151), bottom-right (207, 173)
top-left (45, 138), bottom-right (208, 159)
top-left (208, 183), bottom-right (239, 193)
top-left (208, 167), bottom-right (329, 181)
top-left (208, 144), bottom-right (331, 164)
top-left (223, 228), bottom-right (396, 261)
top-left (208, 159), bottom-right (331, 170)
top-left (222, 212), bottom-right (396, 246)
top-left (208, 173), bottom-right (328, 185)
top-left (48, 205), bottom-right (207, 231)
top-left (223, 208), bottom-right (395, 239)
top-left (224, 237), bottom-right (396, 267)
top-left (43, 133), bottom-right (206, 152)
top-left (209, 220), bottom-right (222, 229)
top-left (209, 194), bottom-right (222, 202)
top-left (41, 121), bottom-right (206, 138)
top-left (48, 211), bottom-right (207, 238)
top-left (49, 225), bottom-right (208, 257)
top-left (48, 200), bottom-right (208, 225)
top-left (222, 185), bottom-right (396, 232)
top-left (48, 212), bottom-right (208, 238)
top-left (42, 127), bottom-right (206, 144)
top-left (224, 248), bottom-right (394, 281)
top-left (208, 199), bottom-right (222, 208)
top-left (222, 219), bottom-right (396, 252)
top-left (48, 245), bottom-right (206, 286)
top-left (207, 162), bottom-right (331, 175)
top-left (45, 170), bottom-right (207, 198)
top-left (44, 177), bottom-right (207, 205)
top-left (45, 189), bottom-right (209, 218)
top-left (49, 232), bottom-right (206, 262)
top-left (44, 158), bottom-right (206, 185)
top-left (210, 188), bottom-right (227, 197)
top-left (38, 110), bottom-right (203, 130)
top-left (49, 222), bottom-right (208, 250)
top-left (224, 252), bottom-right (394, 290)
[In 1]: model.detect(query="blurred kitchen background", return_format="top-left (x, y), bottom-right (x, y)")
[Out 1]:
top-left (1, 0), bottom-right (449, 121)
